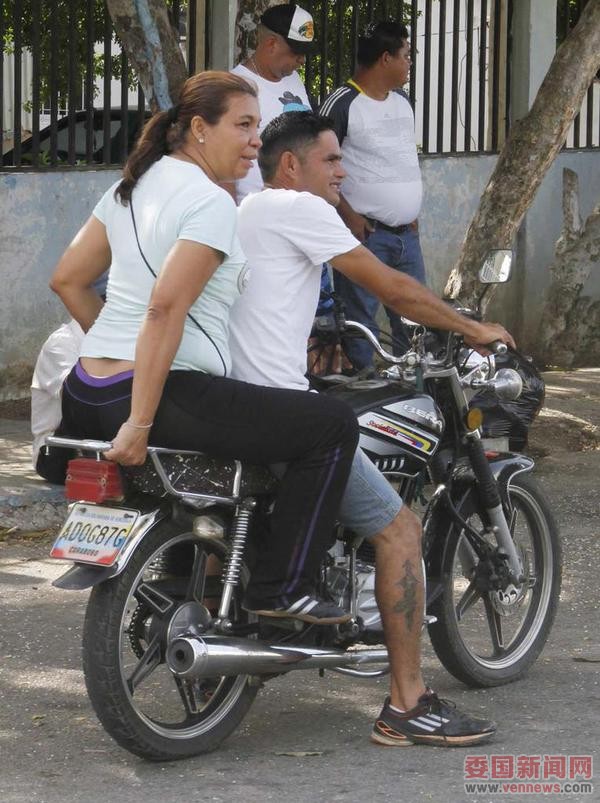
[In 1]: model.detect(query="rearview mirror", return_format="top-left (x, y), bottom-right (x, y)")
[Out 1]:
top-left (478, 250), bottom-right (513, 284)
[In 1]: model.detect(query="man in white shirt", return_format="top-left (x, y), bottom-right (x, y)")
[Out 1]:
top-left (231, 3), bottom-right (314, 202)
top-left (230, 111), bottom-right (513, 748)
top-left (319, 21), bottom-right (426, 368)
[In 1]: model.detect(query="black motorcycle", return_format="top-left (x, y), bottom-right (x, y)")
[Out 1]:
top-left (47, 250), bottom-right (561, 760)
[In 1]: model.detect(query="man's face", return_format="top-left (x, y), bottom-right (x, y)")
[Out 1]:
top-left (266, 34), bottom-right (306, 79)
top-left (294, 130), bottom-right (346, 206)
top-left (384, 39), bottom-right (411, 88)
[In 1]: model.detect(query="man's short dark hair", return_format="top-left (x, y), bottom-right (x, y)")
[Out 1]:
top-left (357, 20), bottom-right (409, 67)
top-left (258, 111), bottom-right (336, 182)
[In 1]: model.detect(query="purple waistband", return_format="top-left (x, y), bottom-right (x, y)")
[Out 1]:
top-left (75, 360), bottom-right (134, 387)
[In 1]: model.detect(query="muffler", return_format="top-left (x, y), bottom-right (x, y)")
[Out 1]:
top-left (167, 635), bottom-right (388, 680)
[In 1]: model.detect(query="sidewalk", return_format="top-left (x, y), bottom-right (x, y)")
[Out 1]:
top-left (0, 418), bottom-right (67, 531)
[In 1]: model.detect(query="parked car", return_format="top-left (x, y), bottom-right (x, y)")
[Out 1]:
top-left (2, 108), bottom-right (149, 167)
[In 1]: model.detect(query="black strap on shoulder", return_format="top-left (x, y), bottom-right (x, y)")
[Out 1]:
top-left (129, 200), bottom-right (227, 377)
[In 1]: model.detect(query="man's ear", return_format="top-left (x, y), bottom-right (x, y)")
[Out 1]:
top-left (279, 150), bottom-right (300, 182)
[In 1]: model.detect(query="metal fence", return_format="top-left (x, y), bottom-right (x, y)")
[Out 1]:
top-left (0, 0), bottom-right (203, 169)
top-left (1, 0), bottom-right (597, 170)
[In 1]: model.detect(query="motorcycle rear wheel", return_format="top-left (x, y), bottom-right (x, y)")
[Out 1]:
top-left (428, 474), bottom-right (561, 687)
top-left (82, 520), bottom-right (258, 761)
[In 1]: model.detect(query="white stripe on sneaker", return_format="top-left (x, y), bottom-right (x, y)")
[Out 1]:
top-left (420, 715), bottom-right (450, 727)
top-left (408, 717), bottom-right (438, 732)
top-left (286, 595), bottom-right (312, 613)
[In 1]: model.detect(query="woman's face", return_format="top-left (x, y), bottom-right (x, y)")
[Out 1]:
top-left (196, 93), bottom-right (261, 182)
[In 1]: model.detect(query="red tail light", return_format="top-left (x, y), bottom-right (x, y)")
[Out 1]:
top-left (65, 458), bottom-right (125, 503)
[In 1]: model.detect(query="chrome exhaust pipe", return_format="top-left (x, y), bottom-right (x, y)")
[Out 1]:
top-left (167, 635), bottom-right (388, 680)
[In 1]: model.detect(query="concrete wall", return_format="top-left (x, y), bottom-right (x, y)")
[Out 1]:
top-left (0, 146), bottom-right (598, 398)
top-left (0, 169), bottom-right (119, 400)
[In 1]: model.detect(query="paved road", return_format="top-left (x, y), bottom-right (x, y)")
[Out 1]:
top-left (1, 373), bottom-right (599, 803)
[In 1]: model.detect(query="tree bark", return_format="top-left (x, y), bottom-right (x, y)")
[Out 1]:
top-left (235, 0), bottom-right (280, 63)
top-left (106, 0), bottom-right (188, 111)
top-left (445, 0), bottom-right (600, 307)
top-left (538, 169), bottom-right (600, 368)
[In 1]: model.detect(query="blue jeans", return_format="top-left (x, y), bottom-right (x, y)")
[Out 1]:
top-left (338, 447), bottom-right (402, 538)
top-left (334, 227), bottom-right (426, 370)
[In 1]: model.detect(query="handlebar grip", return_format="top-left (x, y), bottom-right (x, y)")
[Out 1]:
top-left (489, 340), bottom-right (508, 355)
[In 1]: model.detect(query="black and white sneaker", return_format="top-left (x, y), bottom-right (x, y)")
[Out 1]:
top-left (371, 690), bottom-right (496, 747)
top-left (243, 593), bottom-right (352, 625)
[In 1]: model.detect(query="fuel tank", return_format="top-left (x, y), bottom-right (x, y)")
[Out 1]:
top-left (325, 378), bottom-right (444, 477)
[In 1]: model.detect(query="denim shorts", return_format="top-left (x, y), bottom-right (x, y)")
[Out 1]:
top-left (338, 447), bottom-right (403, 538)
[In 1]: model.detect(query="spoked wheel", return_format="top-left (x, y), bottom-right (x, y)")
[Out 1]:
top-left (82, 520), bottom-right (258, 760)
top-left (428, 475), bottom-right (562, 687)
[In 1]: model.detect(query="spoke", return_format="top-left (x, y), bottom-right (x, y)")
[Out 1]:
top-left (135, 582), bottom-right (175, 617)
top-left (127, 634), bottom-right (162, 693)
top-left (457, 536), bottom-right (478, 577)
top-left (173, 676), bottom-right (204, 717)
top-left (455, 577), bottom-right (481, 621)
top-left (187, 546), bottom-right (207, 603)
top-left (483, 596), bottom-right (505, 655)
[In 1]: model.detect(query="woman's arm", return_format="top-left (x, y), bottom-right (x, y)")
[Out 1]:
top-left (49, 216), bottom-right (111, 331)
top-left (104, 239), bottom-right (223, 465)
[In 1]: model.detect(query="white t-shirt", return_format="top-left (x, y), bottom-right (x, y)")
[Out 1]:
top-left (81, 156), bottom-right (248, 377)
top-left (229, 189), bottom-right (359, 390)
top-left (231, 63), bottom-right (311, 201)
top-left (320, 85), bottom-right (422, 226)
top-left (31, 319), bottom-right (84, 465)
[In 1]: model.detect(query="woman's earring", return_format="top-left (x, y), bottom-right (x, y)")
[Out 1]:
top-left (197, 135), bottom-right (205, 144)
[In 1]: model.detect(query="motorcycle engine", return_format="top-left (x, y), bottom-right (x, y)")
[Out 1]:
top-left (326, 560), bottom-right (383, 633)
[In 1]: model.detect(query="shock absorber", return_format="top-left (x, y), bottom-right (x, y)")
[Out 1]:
top-left (216, 498), bottom-right (256, 626)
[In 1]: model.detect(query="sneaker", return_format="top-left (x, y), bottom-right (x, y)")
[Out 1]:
top-left (243, 593), bottom-right (352, 625)
top-left (371, 690), bottom-right (497, 747)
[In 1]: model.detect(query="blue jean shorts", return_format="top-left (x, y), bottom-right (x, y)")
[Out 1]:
top-left (338, 447), bottom-right (403, 538)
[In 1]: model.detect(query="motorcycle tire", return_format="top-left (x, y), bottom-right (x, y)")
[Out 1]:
top-left (428, 474), bottom-right (561, 687)
top-left (82, 519), bottom-right (258, 761)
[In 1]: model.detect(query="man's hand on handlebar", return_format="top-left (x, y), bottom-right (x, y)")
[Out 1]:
top-left (465, 322), bottom-right (516, 356)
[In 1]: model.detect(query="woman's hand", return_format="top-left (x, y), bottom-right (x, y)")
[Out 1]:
top-left (104, 422), bottom-right (150, 466)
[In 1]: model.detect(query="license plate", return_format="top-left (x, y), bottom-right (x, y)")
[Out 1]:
top-left (50, 503), bottom-right (140, 566)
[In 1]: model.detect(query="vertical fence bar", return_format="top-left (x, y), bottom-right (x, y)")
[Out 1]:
top-left (571, 0), bottom-right (584, 147)
top-left (422, 0), bottom-right (432, 153)
top-left (490, 0), bottom-right (501, 151)
top-left (85, 0), bottom-right (95, 163)
top-left (505, 0), bottom-right (512, 138)
top-left (478, 0), bottom-right (487, 151)
top-left (585, 82), bottom-right (594, 147)
top-left (450, 0), bottom-right (460, 152)
top-left (49, 0), bottom-right (59, 165)
top-left (120, 51), bottom-right (129, 162)
top-left (334, 1), bottom-right (344, 88)
top-left (67, 0), bottom-right (77, 165)
top-left (103, 9), bottom-right (112, 164)
top-left (409, 0), bottom-right (418, 109)
top-left (319, 0), bottom-right (329, 102)
top-left (12, 0), bottom-right (23, 165)
top-left (0, 0), bottom-right (4, 163)
top-left (465, 0), bottom-right (474, 151)
top-left (350, 1), bottom-right (360, 75)
top-left (304, 0), bottom-right (315, 103)
top-left (188, 0), bottom-right (197, 74)
top-left (31, 0), bottom-right (41, 167)
top-left (436, 0), bottom-right (446, 153)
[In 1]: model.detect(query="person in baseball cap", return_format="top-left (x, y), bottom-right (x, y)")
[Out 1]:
top-left (260, 3), bottom-right (318, 54)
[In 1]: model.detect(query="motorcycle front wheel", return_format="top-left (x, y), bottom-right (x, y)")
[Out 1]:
top-left (428, 474), bottom-right (561, 687)
top-left (82, 520), bottom-right (258, 761)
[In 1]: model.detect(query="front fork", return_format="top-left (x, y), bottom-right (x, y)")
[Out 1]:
top-left (465, 434), bottom-right (524, 582)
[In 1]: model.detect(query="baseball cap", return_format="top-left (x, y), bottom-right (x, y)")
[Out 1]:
top-left (260, 3), bottom-right (317, 54)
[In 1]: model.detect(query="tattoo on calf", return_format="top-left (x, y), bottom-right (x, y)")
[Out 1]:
top-left (392, 559), bottom-right (419, 629)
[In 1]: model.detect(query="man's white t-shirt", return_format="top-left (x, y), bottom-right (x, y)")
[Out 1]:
top-left (82, 156), bottom-right (247, 377)
top-left (231, 63), bottom-right (310, 201)
top-left (320, 86), bottom-right (422, 226)
top-left (229, 190), bottom-right (359, 390)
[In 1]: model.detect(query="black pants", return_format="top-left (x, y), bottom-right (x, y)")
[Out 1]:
top-left (62, 366), bottom-right (358, 603)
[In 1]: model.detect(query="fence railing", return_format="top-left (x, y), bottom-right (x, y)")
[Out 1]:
top-left (1, 0), bottom-right (597, 171)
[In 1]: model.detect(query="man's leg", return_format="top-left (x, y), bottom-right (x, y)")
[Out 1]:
top-left (384, 227), bottom-right (427, 355)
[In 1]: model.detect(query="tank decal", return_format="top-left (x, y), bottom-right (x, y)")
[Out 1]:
top-left (359, 413), bottom-right (437, 453)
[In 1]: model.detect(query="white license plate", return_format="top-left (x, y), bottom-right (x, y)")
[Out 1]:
top-left (50, 503), bottom-right (140, 566)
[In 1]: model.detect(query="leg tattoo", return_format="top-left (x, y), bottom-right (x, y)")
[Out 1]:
top-left (392, 559), bottom-right (419, 630)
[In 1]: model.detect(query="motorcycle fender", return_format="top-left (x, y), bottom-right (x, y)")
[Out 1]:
top-left (52, 508), bottom-right (166, 590)
top-left (423, 452), bottom-right (534, 563)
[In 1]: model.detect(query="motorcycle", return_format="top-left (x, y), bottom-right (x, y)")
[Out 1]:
top-left (46, 250), bottom-right (561, 760)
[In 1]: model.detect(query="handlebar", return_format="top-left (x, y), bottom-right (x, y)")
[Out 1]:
top-left (46, 435), bottom-right (112, 452)
top-left (488, 340), bottom-right (508, 355)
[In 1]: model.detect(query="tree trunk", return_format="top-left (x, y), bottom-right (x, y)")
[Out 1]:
top-left (538, 169), bottom-right (600, 368)
top-left (106, 0), bottom-right (188, 112)
top-left (445, 0), bottom-right (600, 307)
top-left (235, 0), bottom-right (280, 63)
